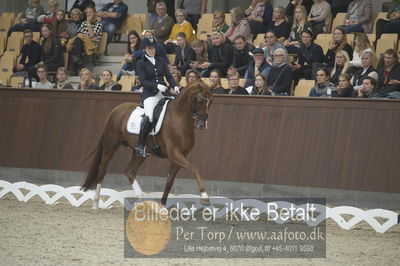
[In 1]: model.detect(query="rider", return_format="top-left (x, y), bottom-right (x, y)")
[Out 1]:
top-left (135, 37), bottom-right (180, 157)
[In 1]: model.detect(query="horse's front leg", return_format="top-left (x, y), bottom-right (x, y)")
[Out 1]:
top-left (161, 162), bottom-right (181, 206)
top-left (170, 152), bottom-right (210, 205)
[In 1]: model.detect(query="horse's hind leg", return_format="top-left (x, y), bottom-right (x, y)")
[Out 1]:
top-left (93, 131), bottom-right (121, 209)
top-left (161, 162), bottom-right (181, 206)
top-left (171, 152), bottom-right (210, 205)
top-left (124, 151), bottom-right (146, 196)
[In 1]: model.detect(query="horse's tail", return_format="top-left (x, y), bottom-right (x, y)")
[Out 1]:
top-left (81, 135), bottom-right (104, 191)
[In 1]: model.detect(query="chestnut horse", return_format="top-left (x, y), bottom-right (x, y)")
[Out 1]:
top-left (81, 81), bottom-right (213, 209)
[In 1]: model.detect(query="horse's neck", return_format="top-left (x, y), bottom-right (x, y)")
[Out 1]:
top-left (170, 89), bottom-right (195, 121)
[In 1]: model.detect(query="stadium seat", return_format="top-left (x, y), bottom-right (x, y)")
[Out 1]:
top-left (294, 80), bottom-right (315, 97)
top-left (114, 16), bottom-right (129, 41)
top-left (0, 32), bottom-right (7, 56)
top-left (346, 33), bottom-right (355, 46)
top-left (197, 33), bottom-right (208, 41)
top-left (375, 38), bottom-right (396, 59)
top-left (380, 33), bottom-right (398, 48)
top-left (197, 15), bottom-right (213, 37)
top-left (225, 14), bottom-right (232, 26)
top-left (253, 33), bottom-right (265, 47)
top-left (331, 13), bottom-right (347, 33)
top-left (220, 78), bottom-right (228, 88)
top-left (372, 12), bottom-right (388, 34)
top-left (180, 77), bottom-right (187, 87)
top-left (126, 17), bottom-right (143, 35)
top-left (314, 38), bottom-right (330, 54)
top-left (6, 32), bottom-right (23, 56)
top-left (10, 76), bottom-right (24, 87)
top-left (167, 54), bottom-right (175, 64)
top-left (119, 75), bottom-right (135, 92)
top-left (0, 51), bottom-right (17, 71)
top-left (32, 32), bottom-right (41, 43)
top-left (366, 34), bottom-right (376, 49)
top-left (132, 13), bottom-right (147, 30)
top-left (0, 16), bottom-right (12, 32)
top-left (0, 72), bottom-right (10, 86)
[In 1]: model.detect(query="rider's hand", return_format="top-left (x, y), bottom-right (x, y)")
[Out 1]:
top-left (173, 86), bottom-right (180, 95)
top-left (157, 84), bottom-right (168, 92)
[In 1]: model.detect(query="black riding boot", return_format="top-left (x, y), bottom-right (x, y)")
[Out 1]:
top-left (135, 116), bottom-right (152, 157)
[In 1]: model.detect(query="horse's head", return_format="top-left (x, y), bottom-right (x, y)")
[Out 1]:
top-left (188, 80), bottom-right (214, 130)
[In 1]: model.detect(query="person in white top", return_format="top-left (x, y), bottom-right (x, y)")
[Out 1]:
top-left (33, 64), bottom-right (54, 89)
top-left (350, 33), bottom-right (373, 68)
top-left (350, 50), bottom-right (378, 91)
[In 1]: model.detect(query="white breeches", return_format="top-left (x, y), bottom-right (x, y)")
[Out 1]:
top-left (143, 91), bottom-right (163, 122)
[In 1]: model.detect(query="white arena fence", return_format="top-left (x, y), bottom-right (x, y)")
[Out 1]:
top-left (0, 180), bottom-right (398, 234)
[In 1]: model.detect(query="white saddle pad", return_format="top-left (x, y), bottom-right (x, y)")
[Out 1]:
top-left (127, 100), bottom-right (170, 135)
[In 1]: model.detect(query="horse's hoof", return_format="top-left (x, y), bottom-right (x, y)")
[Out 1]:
top-left (200, 198), bottom-right (211, 206)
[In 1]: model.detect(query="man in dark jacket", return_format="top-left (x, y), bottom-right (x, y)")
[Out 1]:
top-left (328, 0), bottom-right (352, 17)
top-left (374, 49), bottom-right (400, 98)
top-left (13, 30), bottom-right (41, 78)
top-left (229, 35), bottom-right (252, 77)
top-left (69, 0), bottom-right (95, 14)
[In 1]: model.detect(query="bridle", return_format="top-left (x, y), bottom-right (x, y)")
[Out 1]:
top-left (190, 89), bottom-right (213, 124)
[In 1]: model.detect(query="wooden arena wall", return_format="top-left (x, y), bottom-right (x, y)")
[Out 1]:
top-left (0, 88), bottom-right (399, 193)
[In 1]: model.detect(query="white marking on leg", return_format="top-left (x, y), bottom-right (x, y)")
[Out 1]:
top-left (92, 183), bottom-right (101, 209)
top-left (132, 179), bottom-right (144, 196)
top-left (201, 192), bottom-right (208, 199)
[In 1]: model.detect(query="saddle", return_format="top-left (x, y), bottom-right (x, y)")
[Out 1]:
top-left (127, 98), bottom-right (171, 136)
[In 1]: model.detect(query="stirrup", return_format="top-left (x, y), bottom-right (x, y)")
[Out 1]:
top-left (135, 145), bottom-right (151, 157)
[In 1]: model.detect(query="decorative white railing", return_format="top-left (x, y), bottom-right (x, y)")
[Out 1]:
top-left (0, 180), bottom-right (398, 233)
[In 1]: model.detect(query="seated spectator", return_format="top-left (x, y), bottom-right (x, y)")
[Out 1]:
top-left (185, 69), bottom-right (201, 85)
top-left (53, 9), bottom-right (68, 40)
top-left (99, 69), bottom-right (121, 90)
top-left (245, 0), bottom-right (273, 37)
top-left (199, 31), bottom-right (233, 77)
top-left (78, 68), bottom-right (98, 90)
top-left (263, 31), bottom-right (287, 64)
top-left (286, 0), bottom-right (314, 24)
top-left (37, 0), bottom-right (59, 25)
top-left (267, 48), bottom-right (293, 96)
top-left (210, 69), bottom-right (226, 94)
top-left (151, 2), bottom-right (174, 44)
top-left (169, 32), bottom-right (194, 76)
top-left (165, 9), bottom-right (195, 46)
top-left (336, 73), bottom-right (354, 97)
top-left (328, 0), bottom-right (352, 18)
top-left (69, 0), bottom-right (95, 15)
top-left (343, 0), bottom-right (372, 33)
top-left (189, 39), bottom-right (208, 73)
top-left (226, 71), bottom-right (247, 94)
top-left (13, 30), bottom-right (41, 79)
top-left (8, 0), bottom-right (44, 36)
top-left (309, 68), bottom-right (337, 97)
top-left (376, 2), bottom-right (400, 39)
top-left (324, 26), bottom-right (353, 68)
top-left (228, 35), bottom-right (253, 77)
top-left (245, 73), bottom-right (270, 95)
top-left (349, 33), bottom-right (373, 72)
top-left (212, 10), bottom-right (229, 33)
top-left (356, 76), bottom-right (375, 98)
top-left (53, 67), bottom-right (74, 89)
top-left (97, 0), bottom-right (128, 44)
top-left (266, 6), bottom-right (290, 43)
top-left (66, 8), bottom-right (83, 40)
top-left (29, 23), bottom-right (63, 81)
top-left (179, 0), bottom-right (207, 31)
top-left (284, 6), bottom-right (312, 49)
top-left (350, 50), bottom-right (378, 91)
top-left (69, 6), bottom-right (102, 75)
top-left (171, 69), bottom-right (184, 90)
top-left (329, 50), bottom-right (351, 85)
top-left (117, 30), bottom-right (141, 80)
top-left (225, 7), bottom-right (253, 45)
top-left (295, 29), bottom-right (324, 80)
top-left (33, 64), bottom-right (54, 88)
top-left (244, 47), bottom-right (271, 87)
top-left (374, 49), bottom-right (400, 98)
top-left (309, 0), bottom-right (331, 35)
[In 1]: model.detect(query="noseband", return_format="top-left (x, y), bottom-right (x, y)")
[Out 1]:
top-left (190, 90), bottom-right (212, 122)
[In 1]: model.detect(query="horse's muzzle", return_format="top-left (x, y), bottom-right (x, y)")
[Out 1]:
top-left (196, 119), bottom-right (208, 130)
